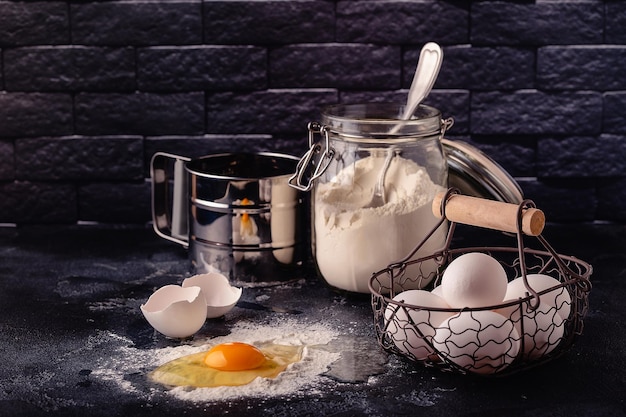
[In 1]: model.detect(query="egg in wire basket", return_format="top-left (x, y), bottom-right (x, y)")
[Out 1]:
top-left (369, 190), bottom-right (593, 376)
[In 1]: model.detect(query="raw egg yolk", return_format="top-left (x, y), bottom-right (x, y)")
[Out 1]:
top-left (150, 342), bottom-right (303, 388)
top-left (204, 342), bottom-right (266, 371)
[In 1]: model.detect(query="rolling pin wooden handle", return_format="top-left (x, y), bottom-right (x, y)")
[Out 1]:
top-left (432, 191), bottom-right (546, 236)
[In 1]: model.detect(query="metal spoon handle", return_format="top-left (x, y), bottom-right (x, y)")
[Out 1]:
top-left (375, 149), bottom-right (394, 200)
top-left (363, 148), bottom-right (395, 209)
top-left (390, 42), bottom-right (443, 134)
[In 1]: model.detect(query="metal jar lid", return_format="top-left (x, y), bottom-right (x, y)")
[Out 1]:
top-left (442, 139), bottom-right (523, 204)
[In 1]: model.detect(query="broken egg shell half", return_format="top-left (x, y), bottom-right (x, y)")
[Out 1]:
top-left (140, 285), bottom-right (207, 339)
top-left (182, 273), bottom-right (242, 319)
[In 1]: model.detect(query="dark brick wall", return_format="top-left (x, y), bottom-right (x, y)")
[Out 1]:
top-left (0, 1), bottom-right (625, 224)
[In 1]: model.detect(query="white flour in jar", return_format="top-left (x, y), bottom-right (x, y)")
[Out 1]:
top-left (314, 155), bottom-right (447, 293)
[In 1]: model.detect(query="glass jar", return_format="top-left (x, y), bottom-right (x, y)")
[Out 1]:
top-left (290, 103), bottom-right (453, 293)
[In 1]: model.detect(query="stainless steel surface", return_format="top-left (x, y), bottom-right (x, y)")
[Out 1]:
top-left (151, 152), bottom-right (306, 285)
top-left (288, 122), bottom-right (335, 192)
top-left (443, 139), bottom-right (524, 204)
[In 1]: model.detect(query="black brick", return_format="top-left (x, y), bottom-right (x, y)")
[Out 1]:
top-left (537, 46), bottom-right (626, 91)
top-left (15, 136), bottom-right (143, 181)
top-left (431, 46), bottom-right (535, 90)
top-left (336, 1), bottom-right (468, 44)
top-left (471, 91), bottom-right (603, 135)
top-left (337, 90), bottom-right (407, 104)
top-left (206, 89), bottom-right (338, 134)
top-left (0, 0), bottom-right (623, 226)
top-left (138, 46), bottom-right (267, 92)
top-left (606, 3), bottom-right (626, 44)
top-left (537, 135), bottom-right (626, 178)
top-left (145, 135), bottom-right (271, 162)
top-left (204, 1), bottom-right (334, 44)
top-left (261, 134), bottom-right (312, 158)
top-left (426, 91), bottom-right (470, 135)
top-left (338, 90), bottom-right (470, 135)
top-left (0, 2), bottom-right (69, 46)
top-left (467, 136), bottom-right (536, 178)
top-left (471, 2), bottom-right (603, 45)
top-left (71, 2), bottom-right (201, 46)
top-left (270, 45), bottom-right (400, 89)
top-left (4, 47), bottom-right (136, 92)
top-left (517, 178), bottom-right (597, 223)
top-left (78, 182), bottom-right (150, 224)
top-left (604, 93), bottom-right (626, 133)
top-left (0, 181), bottom-right (77, 223)
top-left (144, 135), bottom-right (305, 178)
top-left (0, 93), bottom-right (73, 138)
top-left (75, 93), bottom-right (205, 135)
top-left (597, 179), bottom-right (626, 222)
top-left (0, 141), bottom-right (14, 180)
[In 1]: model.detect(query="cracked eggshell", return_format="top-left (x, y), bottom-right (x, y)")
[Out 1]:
top-left (182, 273), bottom-right (242, 319)
top-left (140, 285), bottom-right (207, 338)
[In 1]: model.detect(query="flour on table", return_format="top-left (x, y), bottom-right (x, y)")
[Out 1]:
top-left (91, 317), bottom-right (341, 402)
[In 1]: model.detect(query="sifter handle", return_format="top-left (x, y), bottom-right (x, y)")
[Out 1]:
top-left (151, 152), bottom-right (191, 247)
top-left (432, 191), bottom-right (545, 236)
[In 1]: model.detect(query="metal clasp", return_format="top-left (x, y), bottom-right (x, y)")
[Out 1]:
top-left (441, 117), bottom-right (454, 136)
top-left (288, 122), bottom-right (335, 191)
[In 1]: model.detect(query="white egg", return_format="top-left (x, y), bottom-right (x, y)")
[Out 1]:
top-left (505, 274), bottom-right (572, 321)
top-left (182, 272), bottom-right (242, 319)
top-left (432, 310), bottom-right (521, 374)
top-left (384, 290), bottom-right (454, 360)
top-left (431, 285), bottom-right (444, 298)
top-left (497, 299), bottom-right (566, 360)
top-left (441, 252), bottom-right (508, 308)
top-left (140, 285), bottom-right (207, 338)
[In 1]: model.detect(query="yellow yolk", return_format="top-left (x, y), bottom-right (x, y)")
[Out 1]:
top-left (204, 342), bottom-right (266, 371)
top-left (149, 342), bottom-right (303, 388)
top-left (239, 198), bottom-right (255, 237)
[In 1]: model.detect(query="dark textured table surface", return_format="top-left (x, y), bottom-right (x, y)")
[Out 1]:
top-left (0, 223), bottom-right (624, 417)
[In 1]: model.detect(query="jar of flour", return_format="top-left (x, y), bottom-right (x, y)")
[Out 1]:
top-left (289, 103), bottom-right (452, 293)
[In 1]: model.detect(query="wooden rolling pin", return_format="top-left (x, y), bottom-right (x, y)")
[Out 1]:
top-left (432, 191), bottom-right (545, 236)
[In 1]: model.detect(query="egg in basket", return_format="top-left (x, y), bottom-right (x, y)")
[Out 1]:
top-left (369, 188), bottom-right (592, 376)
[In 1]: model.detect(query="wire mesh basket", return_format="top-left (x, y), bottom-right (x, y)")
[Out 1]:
top-left (369, 188), bottom-right (593, 376)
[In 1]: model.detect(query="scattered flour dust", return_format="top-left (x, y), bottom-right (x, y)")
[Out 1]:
top-left (91, 317), bottom-right (341, 403)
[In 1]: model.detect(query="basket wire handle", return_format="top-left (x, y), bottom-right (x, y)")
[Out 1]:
top-left (536, 234), bottom-right (593, 292)
top-left (434, 189), bottom-right (548, 309)
top-left (377, 189), bottom-right (452, 299)
top-left (516, 199), bottom-right (542, 310)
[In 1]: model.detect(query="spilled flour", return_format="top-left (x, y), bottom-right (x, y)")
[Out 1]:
top-left (91, 318), bottom-right (343, 402)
